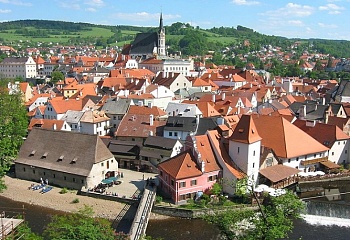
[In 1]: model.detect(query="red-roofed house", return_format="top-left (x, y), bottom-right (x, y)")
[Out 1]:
top-left (294, 120), bottom-right (350, 165)
top-left (158, 134), bottom-right (221, 204)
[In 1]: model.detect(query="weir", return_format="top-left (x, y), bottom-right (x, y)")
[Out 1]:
top-left (304, 200), bottom-right (350, 219)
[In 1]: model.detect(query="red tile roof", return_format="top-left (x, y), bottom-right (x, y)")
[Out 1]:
top-left (252, 115), bottom-right (329, 158)
top-left (229, 114), bottom-right (262, 144)
top-left (159, 150), bottom-right (202, 180)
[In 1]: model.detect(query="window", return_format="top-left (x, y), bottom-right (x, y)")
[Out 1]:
top-left (81, 179), bottom-right (84, 184)
top-left (179, 182), bottom-right (186, 188)
top-left (253, 150), bottom-right (255, 156)
top-left (346, 150), bottom-right (348, 154)
top-left (237, 147), bottom-right (240, 154)
top-left (101, 162), bottom-right (104, 167)
top-left (113, 116), bottom-right (117, 120)
top-left (266, 157), bottom-right (273, 167)
top-left (64, 176), bottom-right (67, 180)
top-left (171, 180), bottom-right (174, 186)
top-left (73, 178), bottom-right (76, 182)
top-left (208, 175), bottom-right (217, 182)
top-left (296, 157), bottom-right (299, 161)
top-left (338, 142), bottom-right (340, 145)
top-left (160, 171), bottom-right (163, 176)
top-left (174, 132), bottom-right (178, 137)
top-left (191, 179), bottom-right (197, 186)
top-left (169, 132), bottom-right (173, 137)
top-left (23, 167), bottom-right (26, 172)
top-left (288, 159), bottom-right (291, 163)
top-left (53, 174), bottom-right (56, 178)
top-left (33, 169), bottom-right (35, 174)
top-left (332, 152), bottom-right (334, 156)
top-left (180, 195), bottom-right (186, 200)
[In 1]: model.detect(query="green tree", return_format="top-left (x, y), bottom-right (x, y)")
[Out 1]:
top-left (7, 222), bottom-right (43, 240)
top-left (51, 71), bottom-right (64, 84)
top-left (203, 191), bottom-right (304, 240)
top-left (43, 205), bottom-right (117, 240)
top-left (0, 79), bottom-right (28, 192)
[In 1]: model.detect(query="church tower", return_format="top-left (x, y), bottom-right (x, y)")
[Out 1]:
top-left (228, 114), bottom-right (262, 184)
top-left (158, 13), bottom-right (166, 57)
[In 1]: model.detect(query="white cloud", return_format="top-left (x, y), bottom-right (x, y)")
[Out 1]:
top-left (85, 7), bottom-right (96, 12)
top-left (287, 20), bottom-right (304, 26)
top-left (318, 22), bottom-right (338, 28)
top-left (85, 0), bottom-right (104, 7)
top-left (319, 3), bottom-right (345, 14)
top-left (113, 12), bottom-right (180, 22)
top-left (58, 0), bottom-right (81, 10)
top-left (0, 0), bottom-right (31, 6)
top-left (262, 3), bottom-right (314, 18)
top-left (232, 0), bottom-right (260, 5)
top-left (0, 9), bottom-right (11, 13)
top-left (319, 3), bottom-right (344, 10)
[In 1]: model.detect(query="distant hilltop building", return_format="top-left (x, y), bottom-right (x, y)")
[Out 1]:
top-left (126, 13), bottom-right (166, 60)
top-left (123, 13), bottom-right (193, 76)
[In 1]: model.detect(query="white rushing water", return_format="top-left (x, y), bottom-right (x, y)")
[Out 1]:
top-left (302, 214), bottom-right (350, 227)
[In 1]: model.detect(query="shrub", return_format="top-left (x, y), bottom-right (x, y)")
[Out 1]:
top-left (59, 188), bottom-right (68, 194)
top-left (72, 198), bottom-right (80, 203)
top-left (155, 195), bottom-right (163, 204)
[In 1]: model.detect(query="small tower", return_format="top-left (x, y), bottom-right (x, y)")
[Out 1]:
top-left (158, 13), bottom-right (166, 57)
top-left (228, 114), bottom-right (262, 184)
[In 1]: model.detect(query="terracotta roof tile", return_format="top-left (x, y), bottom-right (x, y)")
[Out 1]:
top-left (252, 115), bottom-right (329, 158)
top-left (159, 150), bottom-right (202, 180)
top-left (259, 165), bottom-right (300, 183)
top-left (229, 114), bottom-right (262, 144)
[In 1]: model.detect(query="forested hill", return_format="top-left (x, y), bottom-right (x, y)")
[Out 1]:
top-left (1, 19), bottom-right (350, 58)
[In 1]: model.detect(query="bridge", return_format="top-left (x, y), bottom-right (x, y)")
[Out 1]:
top-left (128, 180), bottom-right (157, 240)
top-left (0, 209), bottom-right (25, 239)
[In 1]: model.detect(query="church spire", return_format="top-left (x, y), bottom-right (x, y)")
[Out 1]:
top-left (158, 12), bottom-right (166, 57)
top-left (159, 12), bottom-right (164, 33)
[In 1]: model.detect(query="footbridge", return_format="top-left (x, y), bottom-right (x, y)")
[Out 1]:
top-left (129, 180), bottom-right (157, 240)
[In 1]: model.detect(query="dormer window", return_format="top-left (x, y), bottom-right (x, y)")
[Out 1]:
top-left (29, 150), bottom-right (36, 157)
top-left (41, 152), bottom-right (48, 159)
top-left (58, 155), bottom-right (64, 162)
top-left (71, 157), bottom-right (78, 164)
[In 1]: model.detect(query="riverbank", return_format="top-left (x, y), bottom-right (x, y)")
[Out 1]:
top-left (0, 175), bottom-right (169, 220)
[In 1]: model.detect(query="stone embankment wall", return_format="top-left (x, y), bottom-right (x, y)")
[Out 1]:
top-left (152, 205), bottom-right (257, 218)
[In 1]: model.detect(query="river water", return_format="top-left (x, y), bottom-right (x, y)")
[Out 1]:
top-left (1, 196), bottom-right (350, 239)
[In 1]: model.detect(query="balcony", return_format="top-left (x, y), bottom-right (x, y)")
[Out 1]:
top-left (300, 157), bottom-right (328, 166)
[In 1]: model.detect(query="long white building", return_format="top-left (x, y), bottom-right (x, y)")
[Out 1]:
top-left (0, 56), bottom-right (37, 79)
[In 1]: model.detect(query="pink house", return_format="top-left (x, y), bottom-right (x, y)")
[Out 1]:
top-left (158, 134), bottom-right (221, 204)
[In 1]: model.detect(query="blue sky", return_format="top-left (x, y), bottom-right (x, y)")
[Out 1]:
top-left (0, 0), bottom-right (350, 40)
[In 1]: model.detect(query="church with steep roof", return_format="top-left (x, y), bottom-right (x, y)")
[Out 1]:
top-left (128, 13), bottom-right (166, 60)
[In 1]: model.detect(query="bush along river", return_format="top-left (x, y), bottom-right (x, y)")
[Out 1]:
top-left (2, 189), bottom-right (350, 240)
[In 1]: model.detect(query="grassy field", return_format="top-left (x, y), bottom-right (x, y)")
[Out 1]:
top-left (0, 27), bottom-right (116, 43)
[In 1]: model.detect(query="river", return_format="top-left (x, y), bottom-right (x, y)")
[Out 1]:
top-left (2, 196), bottom-right (350, 240)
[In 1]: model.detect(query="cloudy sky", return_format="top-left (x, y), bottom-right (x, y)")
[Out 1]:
top-left (0, 0), bottom-right (349, 40)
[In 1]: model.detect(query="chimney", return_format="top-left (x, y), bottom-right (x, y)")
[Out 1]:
top-left (201, 160), bottom-right (205, 173)
top-left (53, 124), bottom-right (57, 130)
top-left (299, 105), bottom-right (307, 119)
top-left (212, 94), bottom-right (216, 103)
top-left (149, 130), bottom-right (153, 136)
top-left (325, 110), bottom-right (330, 124)
top-left (222, 92), bottom-right (226, 101)
top-left (149, 114), bottom-right (154, 126)
top-left (306, 120), bottom-right (316, 127)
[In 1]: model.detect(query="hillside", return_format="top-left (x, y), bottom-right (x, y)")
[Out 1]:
top-left (0, 20), bottom-right (350, 58)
